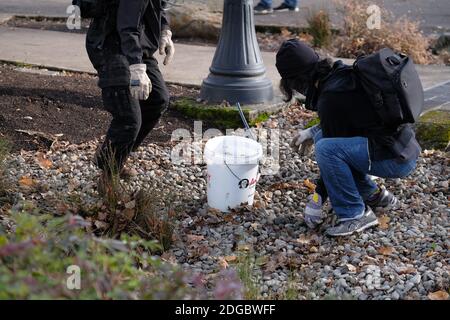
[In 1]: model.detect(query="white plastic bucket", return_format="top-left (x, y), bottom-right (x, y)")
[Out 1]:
top-left (204, 136), bottom-right (263, 212)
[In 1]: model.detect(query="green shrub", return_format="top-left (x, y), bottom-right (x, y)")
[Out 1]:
top-left (0, 209), bottom-right (190, 299)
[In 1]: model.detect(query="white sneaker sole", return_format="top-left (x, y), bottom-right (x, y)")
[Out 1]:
top-left (274, 8), bottom-right (300, 12)
top-left (254, 9), bottom-right (273, 15)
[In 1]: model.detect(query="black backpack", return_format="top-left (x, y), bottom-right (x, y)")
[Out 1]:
top-left (353, 48), bottom-right (424, 128)
top-left (72, 0), bottom-right (108, 19)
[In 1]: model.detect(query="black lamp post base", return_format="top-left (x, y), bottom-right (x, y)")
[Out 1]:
top-left (200, 74), bottom-right (273, 105)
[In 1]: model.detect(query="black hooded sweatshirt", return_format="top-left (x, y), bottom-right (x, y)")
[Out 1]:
top-left (86, 0), bottom-right (170, 67)
top-left (308, 60), bottom-right (421, 162)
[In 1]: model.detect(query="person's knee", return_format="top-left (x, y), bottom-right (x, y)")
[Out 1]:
top-left (142, 89), bottom-right (170, 117)
top-left (103, 86), bottom-right (141, 142)
top-left (315, 139), bottom-right (335, 163)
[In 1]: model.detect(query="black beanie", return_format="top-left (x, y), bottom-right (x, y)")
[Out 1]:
top-left (276, 39), bottom-right (319, 79)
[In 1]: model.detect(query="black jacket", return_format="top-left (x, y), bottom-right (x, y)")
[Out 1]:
top-left (86, 0), bottom-right (170, 66)
top-left (308, 61), bottom-right (421, 162)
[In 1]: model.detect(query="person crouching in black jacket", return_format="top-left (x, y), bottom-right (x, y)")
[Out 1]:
top-left (276, 40), bottom-right (421, 237)
top-left (85, 0), bottom-right (174, 188)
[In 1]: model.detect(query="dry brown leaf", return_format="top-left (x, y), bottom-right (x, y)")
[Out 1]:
top-left (296, 234), bottom-right (311, 245)
top-left (268, 182), bottom-right (302, 191)
top-left (378, 215), bottom-right (391, 230)
top-left (223, 215), bottom-right (234, 223)
top-left (378, 246), bottom-right (394, 256)
top-left (428, 290), bottom-right (449, 300)
top-left (346, 264), bottom-right (357, 273)
top-left (36, 152), bottom-right (53, 170)
top-left (397, 267), bottom-right (417, 275)
top-left (218, 257), bottom-right (229, 269)
top-left (224, 255), bottom-right (237, 263)
top-left (161, 252), bottom-right (177, 263)
top-left (208, 208), bottom-right (222, 216)
top-left (123, 208), bottom-right (135, 221)
top-left (425, 250), bottom-right (437, 257)
top-left (187, 234), bottom-right (205, 243)
top-left (304, 179), bottom-right (316, 193)
top-left (19, 176), bottom-right (36, 187)
top-left (237, 244), bottom-right (251, 251)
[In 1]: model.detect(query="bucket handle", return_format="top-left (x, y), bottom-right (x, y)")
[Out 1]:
top-left (224, 160), bottom-right (261, 189)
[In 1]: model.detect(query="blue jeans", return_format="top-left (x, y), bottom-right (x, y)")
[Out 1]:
top-left (259, 0), bottom-right (298, 8)
top-left (314, 133), bottom-right (417, 221)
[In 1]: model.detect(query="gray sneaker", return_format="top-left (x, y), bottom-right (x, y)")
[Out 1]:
top-left (366, 187), bottom-right (399, 209)
top-left (326, 207), bottom-right (378, 237)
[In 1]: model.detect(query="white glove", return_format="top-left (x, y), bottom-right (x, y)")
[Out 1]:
top-left (291, 125), bottom-right (316, 155)
top-left (129, 64), bottom-right (151, 100)
top-left (304, 193), bottom-right (327, 229)
top-left (159, 29), bottom-right (175, 66)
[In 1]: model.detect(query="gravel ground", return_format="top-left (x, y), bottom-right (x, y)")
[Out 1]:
top-left (2, 103), bottom-right (449, 300)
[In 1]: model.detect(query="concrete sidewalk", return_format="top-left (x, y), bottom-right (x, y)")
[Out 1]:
top-left (2, 0), bottom-right (450, 34)
top-left (1, 26), bottom-right (450, 110)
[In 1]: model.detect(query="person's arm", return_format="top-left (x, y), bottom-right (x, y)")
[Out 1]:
top-left (160, 0), bottom-right (170, 31)
top-left (117, 0), bottom-right (149, 65)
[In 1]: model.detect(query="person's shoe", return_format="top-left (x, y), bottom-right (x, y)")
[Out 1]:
top-left (254, 4), bottom-right (273, 14)
top-left (366, 187), bottom-right (399, 209)
top-left (326, 207), bottom-right (378, 237)
top-left (273, 3), bottom-right (300, 12)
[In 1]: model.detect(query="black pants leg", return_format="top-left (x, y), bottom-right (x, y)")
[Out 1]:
top-left (96, 86), bottom-right (142, 173)
top-left (132, 57), bottom-right (170, 151)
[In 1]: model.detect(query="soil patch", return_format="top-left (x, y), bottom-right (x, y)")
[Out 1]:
top-left (0, 64), bottom-right (203, 152)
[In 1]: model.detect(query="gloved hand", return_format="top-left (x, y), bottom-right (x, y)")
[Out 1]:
top-left (290, 125), bottom-right (316, 155)
top-left (304, 192), bottom-right (327, 229)
top-left (129, 64), bottom-right (151, 100)
top-left (159, 29), bottom-right (175, 65)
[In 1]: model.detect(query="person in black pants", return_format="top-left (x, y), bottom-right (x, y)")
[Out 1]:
top-left (85, 0), bottom-right (174, 182)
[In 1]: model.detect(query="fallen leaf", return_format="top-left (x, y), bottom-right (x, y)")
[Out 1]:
top-left (35, 152), bottom-right (52, 170)
top-left (224, 255), bottom-right (237, 263)
top-left (378, 215), bottom-right (391, 230)
top-left (19, 176), bottom-right (36, 187)
top-left (237, 244), bottom-right (251, 251)
top-left (218, 257), bottom-right (229, 269)
top-left (187, 234), bottom-right (205, 243)
top-left (268, 182), bottom-right (302, 191)
top-left (397, 267), bottom-right (417, 275)
top-left (304, 179), bottom-right (316, 192)
top-left (378, 246), bottom-right (394, 256)
top-left (94, 221), bottom-right (109, 230)
top-left (346, 264), bottom-right (357, 273)
top-left (428, 290), bottom-right (449, 300)
top-left (296, 234), bottom-right (311, 245)
top-left (123, 208), bottom-right (135, 221)
top-left (223, 215), bottom-right (234, 223)
top-left (208, 208), bottom-right (222, 216)
top-left (425, 250), bottom-right (437, 257)
top-left (161, 252), bottom-right (177, 263)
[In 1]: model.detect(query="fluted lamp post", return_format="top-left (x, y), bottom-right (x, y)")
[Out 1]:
top-left (200, 0), bottom-right (274, 104)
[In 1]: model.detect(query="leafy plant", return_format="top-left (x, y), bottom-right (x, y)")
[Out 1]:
top-left (307, 9), bottom-right (332, 48)
top-left (0, 137), bottom-right (11, 203)
top-left (0, 208), bottom-right (190, 299)
top-left (236, 251), bottom-right (262, 300)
